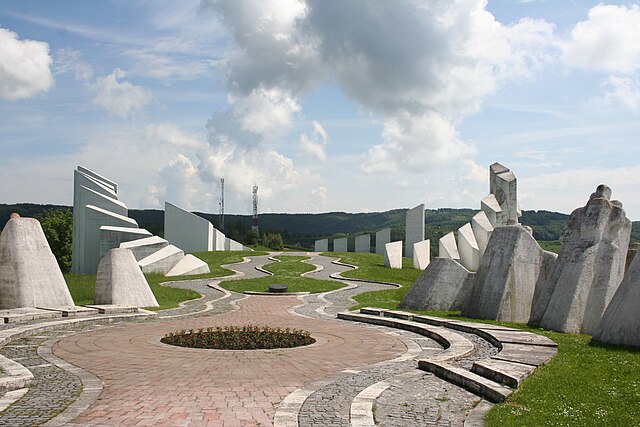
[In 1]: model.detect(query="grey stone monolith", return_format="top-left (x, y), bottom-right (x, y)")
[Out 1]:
top-left (399, 258), bottom-right (474, 311)
top-left (461, 225), bottom-right (557, 323)
top-left (593, 251), bottom-right (640, 347)
top-left (95, 248), bottom-right (159, 307)
top-left (532, 185), bottom-right (632, 334)
top-left (0, 217), bottom-right (75, 309)
top-left (405, 204), bottom-right (425, 258)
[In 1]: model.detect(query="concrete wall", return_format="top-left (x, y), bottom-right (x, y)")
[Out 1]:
top-left (355, 234), bottom-right (371, 253)
top-left (405, 204), bottom-right (425, 258)
top-left (164, 202), bottom-right (214, 254)
top-left (413, 239), bottom-right (431, 270)
top-left (333, 237), bottom-right (348, 252)
top-left (376, 228), bottom-right (391, 255)
top-left (315, 239), bottom-right (328, 252)
top-left (384, 241), bottom-right (403, 269)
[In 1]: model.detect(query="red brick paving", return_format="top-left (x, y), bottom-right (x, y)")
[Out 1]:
top-left (54, 296), bottom-right (406, 426)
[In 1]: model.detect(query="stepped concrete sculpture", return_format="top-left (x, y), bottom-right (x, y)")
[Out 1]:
top-left (405, 204), bottom-right (425, 258)
top-left (94, 248), bottom-right (159, 307)
top-left (532, 185), bottom-right (631, 334)
top-left (224, 238), bottom-right (244, 251)
top-left (166, 254), bottom-right (210, 277)
top-left (314, 239), bottom-right (328, 252)
top-left (458, 223), bottom-right (480, 271)
top-left (99, 226), bottom-right (151, 259)
top-left (213, 228), bottom-right (225, 251)
top-left (384, 241), bottom-right (403, 269)
top-left (0, 216), bottom-right (75, 309)
top-left (399, 258), bottom-right (474, 311)
top-left (462, 225), bottom-right (557, 323)
top-left (164, 201), bottom-right (215, 253)
top-left (480, 194), bottom-right (501, 228)
top-left (413, 239), bottom-right (431, 270)
top-left (355, 234), bottom-right (371, 253)
top-left (593, 252), bottom-right (640, 347)
top-left (439, 232), bottom-right (460, 261)
top-left (376, 228), bottom-right (391, 255)
top-left (625, 242), bottom-right (640, 271)
top-left (471, 211), bottom-right (494, 259)
top-left (489, 163), bottom-right (520, 226)
top-left (333, 237), bottom-right (348, 252)
top-left (138, 244), bottom-right (185, 274)
top-left (120, 236), bottom-right (169, 261)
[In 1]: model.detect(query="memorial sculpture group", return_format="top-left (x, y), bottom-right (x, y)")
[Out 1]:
top-left (401, 163), bottom-right (639, 347)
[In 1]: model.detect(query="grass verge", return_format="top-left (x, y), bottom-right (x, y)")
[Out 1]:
top-left (220, 255), bottom-right (343, 294)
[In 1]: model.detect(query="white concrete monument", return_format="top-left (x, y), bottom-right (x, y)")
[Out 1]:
top-left (314, 239), bottom-right (328, 252)
top-left (99, 226), bottom-right (151, 259)
top-left (439, 232), bottom-right (460, 261)
top-left (480, 194), bottom-right (501, 228)
top-left (0, 216), bottom-right (75, 309)
top-left (225, 237), bottom-right (244, 251)
top-left (489, 163), bottom-right (520, 226)
top-left (355, 234), bottom-right (371, 253)
top-left (384, 241), bottom-right (403, 269)
top-left (138, 244), bottom-right (185, 275)
top-left (471, 211), bottom-right (494, 259)
top-left (164, 201), bottom-right (215, 253)
top-left (166, 254), bottom-right (210, 277)
top-left (413, 239), bottom-right (431, 270)
top-left (458, 223), bottom-right (480, 271)
top-left (376, 228), bottom-right (391, 255)
top-left (94, 248), bottom-right (159, 307)
top-left (405, 204), bottom-right (425, 259)
top-left (333, 237), bottom-right (348, 252)
top-left (120, 236), bottom-right (169, 261)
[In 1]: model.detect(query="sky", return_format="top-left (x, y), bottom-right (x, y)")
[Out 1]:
top-left (1, 1), bottom-right (640, 220)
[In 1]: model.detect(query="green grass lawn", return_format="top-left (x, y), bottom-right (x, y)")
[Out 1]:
top-left (322, 252), bottom-right (421, 310)
top-left (334, 254), bottom-right (640, 426)
top-left (220, 255), bottom-right (344, 294)
top-left (64, 250), bottom-right (267, 310)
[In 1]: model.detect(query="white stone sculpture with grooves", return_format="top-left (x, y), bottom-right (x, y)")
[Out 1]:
top-left (94, 248), bottom-right (159, 307)
top-left (480, 194), bottom-right (501, 228)
top-left (471, 211), bottom-right (494, 258)
top-left (333, 237), bottom-right (348, 252)
top-left (593, 251), bottom-right (640, 347)
top-left (164, 201), bottom-right (215, 253)
top-left (532, 185), bottom-right (631, 334)
top-left (355, 234), bottom-right (371, 253)
top-left (457, 223), bottom-right (480, 271)
top-left (0, 216), bottom-right (75, 309)
top-left (405, 204), bottom-right (425, 258)
top-left (376, 228), bottom-right (391, 255)
top-left (413, 239), bottom-right (431, 270)
top-left (489, 163), bottom-right (520, 226)
top-left (314, 239), bottom-right (328, 252)
top-left (439, 232), bottom-right (460, 261)
top-left (384, 241), bottom-right (403, 269)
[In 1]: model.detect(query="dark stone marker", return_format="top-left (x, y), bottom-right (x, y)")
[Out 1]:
top-left (268, 284), bottom-right (288, 293)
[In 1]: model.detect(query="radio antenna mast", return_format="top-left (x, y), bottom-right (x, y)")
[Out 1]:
top-left (251, 185), bottom-right (259, 236)
top-left (219, 178), bottom-right (225, 232)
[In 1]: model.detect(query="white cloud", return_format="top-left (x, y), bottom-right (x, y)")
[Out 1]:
top-left (53, 48), bottom-right (93, 81)
top-left (298, 120), bottom-right (329, 161)
top-left (0, 27), bottom-right (53, 100)
top-left (145, 123), bottom-right (205, 149)
top-left (91, 69), bottom-right (152, 118)
top-left (592, 75), bottom-right (640, 112)
top-left (230, 87), bottom-right (301, 138)
top-left (562, 4), bottom-right (640, 75)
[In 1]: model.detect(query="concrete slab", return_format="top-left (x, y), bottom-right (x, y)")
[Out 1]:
top-left (458, 223), bottom-right (480, 271)
top-left (84, 305), bottom-right (139, 315)
top-left (333, 237), bottom-right (348, 252)
top-left (439, 232), bottom-right (460, 260)
top-left (384, 241), bottom-right (403, 269)
top-left (38, 306), bottom-right (99, 317)
top-left (492, 343), bottom-right (557, 367)
top-left (472, 359), bottom-right (536, 389)
top-left (164, 201), bottom-right (214, 253)
top-left (355, 234), bottom-right (371, 253)
top-left (405, 204), bottom-right (425, 258)
top-left (120, 236), bottom-right (169, 261)
top-left (479, 329), bottom-right (557, 348)
top-left (412, 239), bottom-right (430, 270)
top-left (0, 308), bottom-right (61, 324)
top-left (166, 254), bottom-right (210, 277)
top-left (314, 239), bottom-right (328, 252)
top-left (375, 228), bottom-right (391, 255)
top-left (138, 245), bottom-right (184, 275)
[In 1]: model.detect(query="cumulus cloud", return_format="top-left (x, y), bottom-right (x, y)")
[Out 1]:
top-left (0, 27), bottom-right (53, 100)
top-left (53, 48), bottom-right (93, 82)
top-left (145, 123), bottom-right (204, 149)
top-left (592, 75), bottom-right (640, 112)
top-left (91, 68), bottom-right (152, 118)
top-left (298, 120), bottom-right (329, 161)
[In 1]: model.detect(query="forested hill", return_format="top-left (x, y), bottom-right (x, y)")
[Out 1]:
top-left (2, 203), bottom-right (638, 250)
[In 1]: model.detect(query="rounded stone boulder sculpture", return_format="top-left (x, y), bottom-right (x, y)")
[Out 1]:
top-left (95, 248), bottom-right (159, 307)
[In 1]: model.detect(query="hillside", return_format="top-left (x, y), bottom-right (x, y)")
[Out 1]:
top-left (2, 203), bottom-right (639, 253)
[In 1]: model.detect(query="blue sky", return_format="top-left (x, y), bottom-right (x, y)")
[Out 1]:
top-left (1, 0), bottom-right (640, 219)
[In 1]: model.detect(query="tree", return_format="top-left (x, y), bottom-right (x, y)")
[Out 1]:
top-left (38, 208), bottom-right (73, 273)
top-left (261, 232), bottom-right (283, 250)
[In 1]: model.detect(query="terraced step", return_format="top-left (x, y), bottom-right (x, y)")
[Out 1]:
top-left (138, 244), bottom-right (184, 274)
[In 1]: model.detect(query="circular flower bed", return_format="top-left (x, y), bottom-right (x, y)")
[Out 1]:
top-left (161, 325), bottom-right (315, 350)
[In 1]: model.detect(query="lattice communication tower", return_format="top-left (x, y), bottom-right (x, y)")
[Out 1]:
top-left (219, 178), bottom-right (225, 232)
top-left (251, 185), bottom-right (259, 235)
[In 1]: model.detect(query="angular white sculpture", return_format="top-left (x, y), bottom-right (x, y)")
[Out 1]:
top-left (0, 216), bottom-right (75, 309)
top-left (471, 211), bottom-right (494, 259)
top-left (439, 232), bottom-right (460, 261)
top-left (355, 234), bottom-right (371, 253)
top-left (413, 239), bottom-right (431, 270)
top-left (462, 225), bottom-right (557, 323)
top-left (166, 254), bottom-right (210, 277)
top-left (593, 252), bottom-right (640, 347)
top-left (120, 236), bottom-right (169, 261)
top-left (164, 201), bottom-right (215, 253)
top-left (314, 239), bottom-right (328, 252)
top-left (375, 228), bottom-right (391, 255)
top-left (480, 194), bottom-right (501, 228)
top-left (138, 244), bottom-right (185, 275)
top-left (225, 238), bottom-right (244, 251)
top-left (384, 241), bottom-right (403, 269)
top-left (94, 248), bottom-right (159, 307)
top-left (405, 204), bottom-right (425, 258)
top-left (333, 237), bottom-right (348, 252)
top-left (212, 228), bottom-right (226, 251)
top-left (489, 163), bottom-right (519, 226)
top-left (458, 223), bottom-right (480, 271)
top-left (99, 226), bottom-right (151, 259)
top-left (533, 185), bottom-right (631, 334)
top-left (399, 258), bottom-right (474, 311)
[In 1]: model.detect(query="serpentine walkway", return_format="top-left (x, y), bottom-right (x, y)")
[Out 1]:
top-left (0, 252), bottom-right (512, 426)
